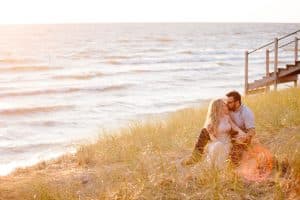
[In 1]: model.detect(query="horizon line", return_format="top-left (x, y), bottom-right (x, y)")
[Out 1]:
top-left (0, 21), bottom-right (299, 26)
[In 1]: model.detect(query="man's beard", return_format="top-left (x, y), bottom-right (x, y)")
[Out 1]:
top-left (228, 107), bottom-right (235, 111)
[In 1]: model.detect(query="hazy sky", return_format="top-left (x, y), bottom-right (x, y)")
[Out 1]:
top-left (0, 0), bottom-right (299, 24)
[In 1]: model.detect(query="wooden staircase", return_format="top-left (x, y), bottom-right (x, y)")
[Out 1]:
top-left (248, 61), bottom-right (300, 94)
top-left (245, 30), bottom-right (300, 95)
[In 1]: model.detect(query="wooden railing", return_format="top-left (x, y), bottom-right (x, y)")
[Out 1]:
top-left (245, 30), bottom-right (300, 95)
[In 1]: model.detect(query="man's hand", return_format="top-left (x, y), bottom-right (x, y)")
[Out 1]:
top-left (235, 134), bottom-right (248, 144)
top-left (245, 128), bottom-right (256, 144)
top-left (237, 128), bottom-right (255, 144)
top-left (247, 128), bottom-right (256, 138)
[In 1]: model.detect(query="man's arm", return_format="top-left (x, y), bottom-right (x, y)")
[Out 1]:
top-left (242, 107), bottom-right (256, 144)
top-left (245, 128), bottom-right (256, 144)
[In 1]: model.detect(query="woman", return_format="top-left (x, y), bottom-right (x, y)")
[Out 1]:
top-left (204, 99), bottom-right (273, 180)
top-left (204, 99), bottom-right (246, 169)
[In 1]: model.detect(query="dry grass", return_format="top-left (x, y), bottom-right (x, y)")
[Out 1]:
top-left (0, 88), bottom-right (300, 199)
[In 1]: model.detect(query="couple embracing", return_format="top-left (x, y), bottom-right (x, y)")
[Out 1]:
top-left (183, 91), bottom-right (272, 177)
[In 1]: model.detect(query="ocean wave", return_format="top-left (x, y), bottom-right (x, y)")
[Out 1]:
top-left (118, 39), bottom-right (129, 43)
top-left (216, 62), bottom-right (234, 66)
top-left (179, 50), bottom-right (194, 55)
top-left (156, 37), bottom-right (173, 43)
top-left (0, 142), bottom-right (67, 154)
top-left (141, 48), bottom-right (165, 53)
top-left (177, 77), bottom-right (198, 82)
top-left (103, 50), bottom-right (255, 65)
top-left (0, 58), bottom-right (35, 64)
top-left (51, 66), bottom-right (218, 79)
top-left (0, 66), bottom-right (62, 73)
top-left (0, 84), bottom-right (132, 98)
top-left (152, 99), bottom-right (204, 108)
top-left (115, 66), bottom-right (214, 75)
top-left (104, 55), bottom-right (131, 60)
top-left (105, 59), bottom-right (122, 65)
top-left (0, 105), bottom-right (74, 116)
top-left (87, 84), bottom-right (132, 92)
top-left (71, 51), bottom-right (92, 59)
top-left (52, 72), bottom-right (104, 80)
top-left (21, 120), bottom-right (74, 127)
top-left (70, 49), bottom-right (102, 59)
top-left (103, 55), bottom-right (132, 65)
top-left (0, 88), bottom-right (81, 98)
top-left (104, 57), bottom-right (210, 65)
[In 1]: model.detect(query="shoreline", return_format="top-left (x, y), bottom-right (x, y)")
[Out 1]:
top-left (0, 99), bottom-right (210, 177)
top-left (1, 88), bottom-right (299, 199)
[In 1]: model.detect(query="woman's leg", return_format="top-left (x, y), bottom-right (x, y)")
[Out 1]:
top-left (210, 141), bottom-right (230, 169)
top-left (182, 128), bottom-right (210, 166)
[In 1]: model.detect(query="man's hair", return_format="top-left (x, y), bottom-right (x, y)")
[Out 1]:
top-left (226, 91), bottom-right (241, 104)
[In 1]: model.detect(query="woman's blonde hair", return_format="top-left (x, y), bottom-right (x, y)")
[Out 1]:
top-left (204, 99), bottom-right (225, 135)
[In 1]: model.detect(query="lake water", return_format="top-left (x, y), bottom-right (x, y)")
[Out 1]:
top-left (0, 23), bottom-right (299, 175)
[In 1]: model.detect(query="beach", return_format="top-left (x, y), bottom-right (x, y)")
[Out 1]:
top-left (0, 23), bottom-right (300, 199)
top-left (0, 23), bottom-right (299, 175)
top-left (0, 88), bottom-right (299, 199)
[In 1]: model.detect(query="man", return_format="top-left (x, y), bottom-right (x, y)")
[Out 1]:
top-left (226, 91), bottom-right (255, 165)
top-left (182, 90), bottom-right (255, 166)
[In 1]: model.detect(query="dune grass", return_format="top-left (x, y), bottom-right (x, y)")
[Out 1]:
top-left (1, 88), bottom-right (300, 199)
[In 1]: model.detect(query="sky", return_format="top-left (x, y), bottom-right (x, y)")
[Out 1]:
top-left (0, 0), bottom-right (299, 24)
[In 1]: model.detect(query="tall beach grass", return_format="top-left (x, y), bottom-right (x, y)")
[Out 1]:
top-left (1, 88), bottom-right (299, 199)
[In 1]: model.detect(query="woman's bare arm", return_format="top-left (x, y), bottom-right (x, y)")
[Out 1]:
top-left (206, 124), bottom-right (217, 141)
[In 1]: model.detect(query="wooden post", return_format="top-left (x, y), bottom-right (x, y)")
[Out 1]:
top-left (295, 37), bottom-right (298, 62)
top-left (245, 51), bottom-right (249, 95)
top-left (274, 38), bottom-right (278, 91)
top-left (266, 49), bottom-right (270, 92)
top-left (293, 37), bottom-right (298, 88)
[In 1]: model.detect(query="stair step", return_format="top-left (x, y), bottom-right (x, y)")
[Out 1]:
top-left (245, 33), bottom-right (300, 96)
top-left (286, 65), bottom-right (295, 70)
top-left (262, 76), bottom-right (271, 80)
top-left (269, 72), bottom-right (275, 76)
top-left (278, 68), bottom-right (286, 72)
top-left (287, 64), bottom-right (295, 68)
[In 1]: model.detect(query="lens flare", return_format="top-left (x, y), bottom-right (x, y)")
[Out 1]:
top-left (237, 144), bottom-right (273, 182)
